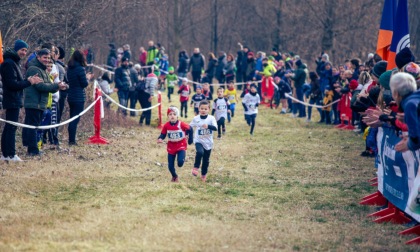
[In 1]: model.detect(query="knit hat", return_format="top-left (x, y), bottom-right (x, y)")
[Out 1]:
top-left (121, 56), bottom-right (129, 62)
top-left (271, 47), bottom-right (278, 52)
top-left (274, 76), bottom-right (281, 83)
top-left (403, 62), bottom-right (420, 80)
top-left (167, 106), bottom-right (179, 116)
top-left (295, 59), bottom-right (302, 67)
top-left (395, 47), bottom-right (415, 69)
top-left (154, 57), bottom-right (159, 62)
top-left (247, 52), bottom-right (254, 57)
top-left (372, 61), bottom-right (388, 78)
top-left (168, 66), bottom-right (174, 72)
top-left (349, 80), bottom-right (359, 90)
top-left (322, 53), bottom-right (329, 61)
top-left (14, 39), bottom-right (29, 52)
top-left (268, 56), bottom-right (275, 61)
top-left (134, 64), bottom-right (141, 71)
top-left (379, 70), bottom-right (393, 90)
top-left (196, 85), bottom-right (202, 90)
top-left (250, 83), bottom-right (257, 90)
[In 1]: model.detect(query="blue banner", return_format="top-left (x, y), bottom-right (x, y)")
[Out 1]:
top-left (377, 127), bottom-right (420, 221)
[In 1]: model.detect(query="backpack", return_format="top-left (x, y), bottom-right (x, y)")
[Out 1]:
top-left (136, 79), bottom-right (147, 93)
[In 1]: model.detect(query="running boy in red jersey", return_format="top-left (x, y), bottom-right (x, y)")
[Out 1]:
top-left (157, 106), bottom-right (193, 182)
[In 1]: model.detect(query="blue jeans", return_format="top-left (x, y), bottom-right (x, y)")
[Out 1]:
top-left (1, 108), bottom-right (19, 157)
top-left (117, 90), bottom-right (129, 115)
top-left (292, 87), bottom-right (306, 117)
top-left (168, 150), bottom-right (186, 178)
top-left (307, 98), bottom-right (322, 121)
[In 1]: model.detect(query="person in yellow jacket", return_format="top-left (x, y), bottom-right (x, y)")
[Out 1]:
top-left (256, 57), bottom-right (276, 103)
top-left (224, 81), bottom-right (238, 122)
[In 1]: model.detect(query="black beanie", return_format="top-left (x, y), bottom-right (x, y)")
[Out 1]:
top-left (372, 61), bottom-right (388, 78)
top-left (57, 46), bottom-right (65, 59)
top-left (395, 47), bottom-right (415, 69)
top-left (296, 59), bottom-right (302, 67)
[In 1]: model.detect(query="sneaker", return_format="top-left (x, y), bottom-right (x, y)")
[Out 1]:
top-left (280, 111), bottom-right (286, 114)
top-left (305, 119), bottom-right (311, 123)
top-left (217, 135), bottom-right (222, 139)
top-left (290, 114), bottom-right (297, 118)
top-left (68, 142), bottom-right (78, 146)
top-left (1, 155), bottom-right (10, 161)
top-left (9, 155), bottom-right (23, 162)
top-left (27, 151), bottom-right (44, 157)
top-left (222, 128), bottom-right (226, 135)
top-left (171, 176), bottom-right (179, 182)
top-left (192, 168), bottom-right (199, 176)
top-left (201, 175), bottom-right (207, 182)
top-left (185, 114), bottom-right (188, 118)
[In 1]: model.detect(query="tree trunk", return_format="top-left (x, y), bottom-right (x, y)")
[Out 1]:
top-left (212, 0), bottom-right (218, 53)
top-left (321, 1), bottom-right (336, 59)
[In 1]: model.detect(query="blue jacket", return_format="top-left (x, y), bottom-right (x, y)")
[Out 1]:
top-left (67, 62), bottom-right (89, 103)
top-left (401, 90), bottom-right (420, 151)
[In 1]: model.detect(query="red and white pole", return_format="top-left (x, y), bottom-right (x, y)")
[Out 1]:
top-left (157, 91), bottom-right (163, 129)
top-left (87, 88), bottom-right (109, 144)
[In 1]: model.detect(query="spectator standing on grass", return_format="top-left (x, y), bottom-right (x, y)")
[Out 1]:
top-left (215, 51), bottom-right (227, 84)
top-left (1, 40), bottom-right (42, 161)
top-left (66, 50), bottom-right (92, 146)
top-left (177, 50), bottom-right (189, 87)
top-left (56, 46), bottom-right (68, 124)
top-left (114, 57), bottom-right (131, 116)
top-left (306, 72), bottom-right (322, 122)
top-left (123, 44), bottom-right (132, 61)
top-left (146, 41), bottom-right (159, 73)
top-left (139, 68), bottom-right (158, 126)
top-left (24, 49), bottom-right (65, 155)
top-left (204, 52), bottom-right (217, 93)
top-left (99, 72), bottom-right (113, 108)
top-left (107, 43), bottom-right (118, 70)
top-left (224, 53), bottom-right (236, 84)
top-left (138, 46), bottom-right (147, 68)
top-left (188, 48), bottom-right (205, 91)
top-left (128, 62), bottom-right (139, 117)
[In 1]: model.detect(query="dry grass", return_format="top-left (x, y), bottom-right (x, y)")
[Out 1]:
top-left (0, 90), bottom-right (418, 251)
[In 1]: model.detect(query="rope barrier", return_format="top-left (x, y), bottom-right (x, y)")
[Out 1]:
top-left (100, 91), bottom-right (161, 112)
top-left (0, 96), bottom-right (101, 129)
top-left (285, 93), bottom-right (341, 109)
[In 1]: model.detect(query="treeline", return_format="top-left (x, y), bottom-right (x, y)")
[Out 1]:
top-left (1, 0), bottom-right (419, 67)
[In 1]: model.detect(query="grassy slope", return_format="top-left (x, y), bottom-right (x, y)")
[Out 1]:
top-left (0, 92), bottom-right (417, 251)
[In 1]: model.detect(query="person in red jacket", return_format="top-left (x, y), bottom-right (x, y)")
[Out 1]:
top-left (157, 106), bottom-right (193, 182)
top-left (177, 79), bottom-right (190, 118)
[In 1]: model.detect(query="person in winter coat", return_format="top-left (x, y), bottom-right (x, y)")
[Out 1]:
top-left (66, 50), bottom-right (92, 146)
top-left (205, 52), bottom-right (217, 93)
top-left (24, 49), bottom-right (65, 155)
top-left (138, 46), bottom-right (147, 68)
top-left (1, 40), bottom-right (42, 161)
top-left (286, 59), bottom-right (307, 118)
top-left (139, 70), bottom-right (158, 126)
top-left (245, 52), bottom-right (256, 81)
top-left (215, 51), bottom-right (227, 84)
top-left (128, 62), bottom-right (140, 116)
top-left (177, 50), bottom-right (189, 86)
top-left (307, 72), bottom-right (323, 122)
top-left (114, 56), bottom-right (132, 116)
top-left (236, 43), bottom-right (249, 89)
top-left (146, 41), bottom-right (159, 73)
top-left (123, 44), bottom-right (132, 61)
top-left (223, 53), bottom-right (236, 84)
top-left (107, 43), bottom-right (118, 70)
top-left (99, 72), bottom-right (113, 108)
top-left (391, 73), bottom-right (420, 152)
top-left (188, 48), bottom-right (205, 91)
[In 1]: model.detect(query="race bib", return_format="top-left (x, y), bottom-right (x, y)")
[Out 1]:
top-left (229, 95), bottom-right (235, 100)
top-left (198, 128), bottom-right (212, 136)
top-left (182, 90), bottom-right (189, 97)
top-left (217, 105), bottom-right (227, 110)
top-left (167, 130), bottom-right (185, 142)
top-left (248, 104), bottom-right (256, 109)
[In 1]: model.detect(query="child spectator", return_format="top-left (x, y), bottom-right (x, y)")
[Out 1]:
top-left (100, 72), bottom-right (114, 108)
top-left (212, 87), bottom-right (230, 138)
top-left (242, 83), bottom-right (261, 135)
top-left (165, 66), bottom-right (178, 102)
top-left (190, 101), bottom-right (218, 182)
top-left (177, 79), bottom-right (190, 118)
top-left (159, 55), bottom-right (169, 90)
top-left (157, 106), bottom-right (193, 182)
top-left (190, 86), bottom-right (206, 115)
top-left (321, 85), bottom-right (334, 124)
top-left (224, 81), bottom-right (238, 122)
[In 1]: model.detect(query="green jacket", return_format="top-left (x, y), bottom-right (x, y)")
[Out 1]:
top-left (24, 58), bottom-right (60, 110)
top-left (146, 46), bottom-right (159, 65)
top-left (291, 64), bottom-right (307, 88)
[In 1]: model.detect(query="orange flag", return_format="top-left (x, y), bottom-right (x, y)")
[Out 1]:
top-left (0, 31), bottom-right (4, 64)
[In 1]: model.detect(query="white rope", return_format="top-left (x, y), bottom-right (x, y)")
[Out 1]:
top-left (0, 96), bottom-right (101, 129)
top-left (285, 93), bottom-right (341, 109)
top-left (88, 64), bottom-right (115, 75)
top-left (101, 91), bottom-right (161, 112)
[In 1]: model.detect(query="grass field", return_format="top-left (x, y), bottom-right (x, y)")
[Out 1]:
top-left (0, 91), bottom-right (418, 251)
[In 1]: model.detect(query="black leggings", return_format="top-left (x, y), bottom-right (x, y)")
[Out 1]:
top-left (194, 143), bottom-right (212, 176)
top-left (217, 117), bottom-right (225, 136)
top-left (168, 150), bottom-right (186, 178)
top-left (246, 114), bottom-right (257, 134)
top-left (180, 101), bottom-right (188, 116)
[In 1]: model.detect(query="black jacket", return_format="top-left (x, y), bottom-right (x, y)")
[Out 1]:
top-left (205, 59), bottom-right (217, 78)
top-left (0, 48), bottom-right (31, 109)
top-left (114, 65), bottom-right (132, 91)
top-left (188, 53), bottom-right (205, 72)
top-left (215, 54), bottom-right (227, 80)
top-left (67, 61), bottom-right (89, 103)
top-left (178, 55), bottom-right (189, 74)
